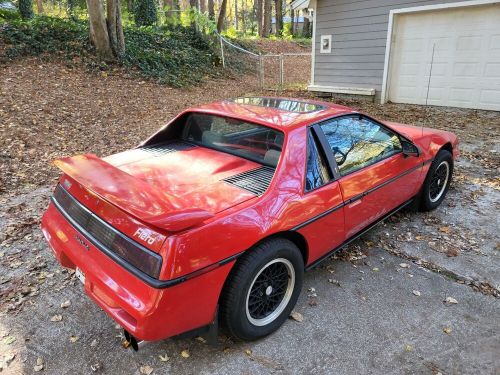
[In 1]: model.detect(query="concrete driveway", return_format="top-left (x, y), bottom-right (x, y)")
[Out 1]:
top-left (0, 62), bottom-right (499, 374)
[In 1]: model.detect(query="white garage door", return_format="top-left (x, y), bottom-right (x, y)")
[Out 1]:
top-left (388, 3), bottom-right (500, 111)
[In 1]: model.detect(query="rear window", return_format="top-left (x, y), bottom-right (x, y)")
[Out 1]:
top-left (182, 113), bottom-right (284, 167)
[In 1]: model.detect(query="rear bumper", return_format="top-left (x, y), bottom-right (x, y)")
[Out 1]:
top-left (41, 203), bottom-right (233, 341)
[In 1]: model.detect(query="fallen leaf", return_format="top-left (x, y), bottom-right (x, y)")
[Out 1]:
top-left (50, 314), bottom-right (62, 322)
top-left (415, 235), bottom-right (424, 241)
top-left (195, 336), bottom-right (206, 343)
top-left (244, 349), bottom-right (252, 356)
top-left (60, 300), bottom-right (71, 309)
top-left (121, 340), bottom-right (131, 349)
top-left (289, 311), bottom-right (303, 322)
top-left (445, 296), bottom-right (458, 304)
top-left (404, 345), bottom-right (413, 352)
top-left (446, 248), bottom-right (459, 257)
top-left (181, 349), bottom-right (190, 358)
top-left (69, 335), bottom-right (79, 343)
top-left (399, 263), bottom-right (410, 268)
top-left (90, 339), bottom-right (98, 347)
top-left (140, 365), bottom-right (153, 375)
top-left (439, 226), bottom-right (451, 233)
top-left (443, 327), bottom-right (452, 334)
top-left (412, 290), bottom-right (421, 297)
top-left (34, 357), bottom-right (44, 372)
top-left (90, 363), bottom-right (101, 372)
top-left (3, 336), bottom-right (16, 345)
top-left (159, 354), bottom-right (169, 362)
top-left (372, 267), bottom-right (379, 272)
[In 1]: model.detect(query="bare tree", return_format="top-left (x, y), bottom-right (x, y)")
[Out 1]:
top-left (86, 0), bottom-right (124, 60)
top-left (234, 0), bottom-right (238, 30)
top-left (36, 0), bottom-right (43, 13)
top-left (255, 0), bottom-right (263, 36)
top-left (262, 0), bottom-right (271, 37)
top-left (274, 0), bottom-right (282, 36)
top-left (302, 8), bottom-right (310, 37)
top-left (208, 0), bottom-right (214, 19)
top-left (216, 0), bottom-right (228, 31)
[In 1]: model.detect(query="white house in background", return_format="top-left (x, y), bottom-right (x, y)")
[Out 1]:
top-left (291, 0), bottom-right (500, 111)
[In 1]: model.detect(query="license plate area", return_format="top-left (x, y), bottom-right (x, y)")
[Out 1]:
top-left (75, 267), bottom-right (86, 284)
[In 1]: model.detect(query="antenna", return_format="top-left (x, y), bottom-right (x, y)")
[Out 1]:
top-left (423, 43), bottom-right (436, 138)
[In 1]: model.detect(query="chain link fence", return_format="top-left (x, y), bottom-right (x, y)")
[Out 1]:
top-left (218, 35), bottom-right (311, 91)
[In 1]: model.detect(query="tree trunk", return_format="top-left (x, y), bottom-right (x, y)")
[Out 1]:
top-left (255, 0), bottom-right (262, 36)
top-left (274, 0), bottom-right (282, 37)
top-left (36, 0), bottom-right (43, 13)
top-left (208, 0), bottom-right (214, 19)
top-left (290, 7), bottom-right (295, 36)
top-left (302, 8), bottom-right (310, 37)
top-left (106, 0), bottom-right (125, 57)
top-left (127, 0), bottom-right (133, 12)
top-left (216, 0), bottom-right (227, 32)
top-left (86, 0), bottom-right (114, 59)
top-left (241, 0), bottom-right (246, 33)
top-left (262, 0), bottom-right (271, 37)
top-left (234, 0), bottom-right (238, 30)
top-left (199, 0), bottom-right (206, 13)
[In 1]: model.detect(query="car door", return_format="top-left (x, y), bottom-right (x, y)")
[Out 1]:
top-left (294, 128), bottom-right (345, 266)
top-left (317, 115), bottom-right (422, 238)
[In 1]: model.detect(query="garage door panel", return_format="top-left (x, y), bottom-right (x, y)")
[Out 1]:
top-left (388, 4), bottom-right (500, 111)
top-left (484, 63), bottom-right (500, 77)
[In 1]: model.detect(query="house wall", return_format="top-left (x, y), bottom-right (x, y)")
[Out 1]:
top-left (313, 0), bottom-right (461, 96)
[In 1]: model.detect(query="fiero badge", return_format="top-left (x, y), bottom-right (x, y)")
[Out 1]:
top-left (74, 234), bottom-right (90, 251)
top-left (133, 228), bottom-right (156, 245)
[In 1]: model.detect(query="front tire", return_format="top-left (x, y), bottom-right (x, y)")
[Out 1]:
top-left (220, 238), bottom-right (304, 341)
top-left (420, 149), bottom-right (453, 211)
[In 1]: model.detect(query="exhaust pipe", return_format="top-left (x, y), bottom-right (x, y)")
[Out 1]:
top-left (123, 329), bottom-right (145, 351)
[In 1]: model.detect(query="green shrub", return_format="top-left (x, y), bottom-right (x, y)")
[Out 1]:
top-left (18, 0), bottom-right (33, 19)
top-left (122, 25), bottom-right (219, 86)
top-left (0, 16), bottom-right (91, 59)
top-left (0, 16), bottom-right (222, 87)
top-left (134, 0), bottom-right (157, 27)
top-left (0, 7), bottom-right (20, 21)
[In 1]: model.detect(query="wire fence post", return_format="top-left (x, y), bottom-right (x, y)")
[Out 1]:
top-left (219, 36), bottom-right (225, 68)
top-left (279, 54), bottom-right (284, 91)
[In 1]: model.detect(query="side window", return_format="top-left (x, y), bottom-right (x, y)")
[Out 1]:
top-left (320, 116), bottom-right (402, 176)
top-left (305, 130), bottom-right (332, 191)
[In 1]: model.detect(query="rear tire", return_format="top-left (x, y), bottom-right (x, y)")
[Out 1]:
top-left (220, 238), bottom-right (304, 341)
top-left (420, 149), bottom-right (453, 211)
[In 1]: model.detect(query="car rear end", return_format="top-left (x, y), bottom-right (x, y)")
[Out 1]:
top-left (41, 175), bottom-right (228, 341)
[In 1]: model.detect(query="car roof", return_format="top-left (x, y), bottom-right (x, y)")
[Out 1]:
top-left (187, 97), bottom-right (356, 132)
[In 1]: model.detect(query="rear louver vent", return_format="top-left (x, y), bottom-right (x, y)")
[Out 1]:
top-left (140, 141), bottom-right (196, 156)
top-left (223, 167), bottom-right (275, 196)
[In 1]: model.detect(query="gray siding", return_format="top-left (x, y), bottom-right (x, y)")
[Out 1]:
top-left (313, 0), bottom-right (460, 94)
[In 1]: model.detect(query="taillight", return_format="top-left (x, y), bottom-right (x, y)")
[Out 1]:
top-left (52, 185), bottom-right (163, 279)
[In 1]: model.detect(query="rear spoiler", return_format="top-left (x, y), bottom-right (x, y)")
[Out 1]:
top-left (53, 154), bottom-right (214, 232)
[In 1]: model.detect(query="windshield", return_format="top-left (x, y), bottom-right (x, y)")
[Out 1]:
top-left (181, 113), bottom-right (284, 167)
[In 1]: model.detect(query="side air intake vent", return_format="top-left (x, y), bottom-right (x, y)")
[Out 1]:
top-left (223, 166), bottom-right (275, 196)
top-left (140, 141), bottom-right (196, 156)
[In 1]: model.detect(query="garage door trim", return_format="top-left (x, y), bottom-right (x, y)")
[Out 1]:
top-left (380, 0), bottom-right (500, 105)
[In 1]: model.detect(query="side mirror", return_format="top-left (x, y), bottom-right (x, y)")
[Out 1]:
top-left (401, 140), bottom-right (420, 157)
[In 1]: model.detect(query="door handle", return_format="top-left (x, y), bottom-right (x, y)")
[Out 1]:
top-left (347, 196), bottom-right (363, 208)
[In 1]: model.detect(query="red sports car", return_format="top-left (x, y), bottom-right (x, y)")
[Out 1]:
top-left (41, 97), bottom-right (458, 346)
